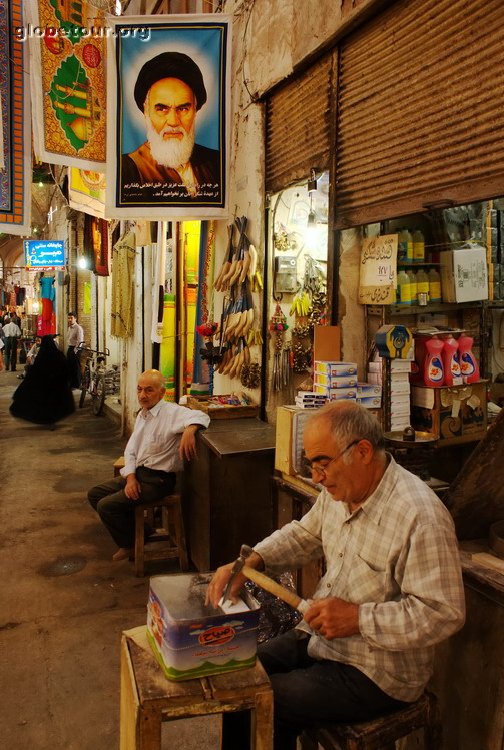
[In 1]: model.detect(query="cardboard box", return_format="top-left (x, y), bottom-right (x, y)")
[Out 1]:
top-left (410, 381), bottom-right (487, 444)
top-left (357, 395), bottom-right (382, 408)
top-left (440, 245), bottom-right (488, 302)
top-left (313, 326), bottom-right (341, 362)
top-left (390, 360), bottom-right (412, 372)
top-left (357, 383), bottom-right (382, 397)
top-left (314, 385), bottom-right (357, 400)
top-left (314, 373), bottom-right (358, 387)
top-left (390, 381), bottom-right (411, 395)
top-left (314, 361), bottom-right (357, 377)
top-left (275, 406), bottom-right (314, 476)
top-left (147, 574), bottom-right (260, 681)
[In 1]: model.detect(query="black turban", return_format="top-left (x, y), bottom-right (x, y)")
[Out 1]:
top-left (134, 52), bottom-right (207, 111)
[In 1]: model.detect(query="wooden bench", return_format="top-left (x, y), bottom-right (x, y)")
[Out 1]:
top-left (300, 690), bottom-right (440, 750)
top-left (113, 457), bottom-right (188, 577)
top-left (120, 626), bottom-right (273, 750)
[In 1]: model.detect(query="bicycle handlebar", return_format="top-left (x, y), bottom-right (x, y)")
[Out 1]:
top-left (77, 342), bottom-right (110, 357)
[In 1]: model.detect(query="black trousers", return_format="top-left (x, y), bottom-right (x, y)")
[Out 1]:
top-left (222, 630), bottom-right (408, 750)
top-left (66, 346), bottom-right (81, 388)
top-left (88, 467), bottom-right (176, 549)
top-left (4, 336), bottom-right (18, 370)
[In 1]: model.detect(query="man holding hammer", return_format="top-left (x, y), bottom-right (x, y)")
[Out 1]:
top-left (207, 401), bottom-right (465, 750)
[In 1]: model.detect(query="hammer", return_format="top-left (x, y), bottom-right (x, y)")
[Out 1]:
top-left (221, 544), bottom-right (309, 615)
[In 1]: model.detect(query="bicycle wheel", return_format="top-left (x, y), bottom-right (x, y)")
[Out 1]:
top-left (79, 368), bottom-right (90, 408)
top-left (92, 374), bottom-right (106, 416)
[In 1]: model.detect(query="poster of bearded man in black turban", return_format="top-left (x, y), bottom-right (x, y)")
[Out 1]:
top-left (105, 15), bottom-right (231, 219)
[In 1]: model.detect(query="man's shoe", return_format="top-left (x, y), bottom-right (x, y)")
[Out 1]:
top-left (112, 547), bottom-right (133, 561)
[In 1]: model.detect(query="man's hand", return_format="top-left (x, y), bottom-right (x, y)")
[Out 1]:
top-left (205, 562), bottom-right (246, 609)
top-left (205, 551), bottom-right (264, 609)
top-left (304, 596), bottom-right (360, 640)
top-left (179, 425), bottom-right (199, 462)
top-left (124, 474), bottom-right (141, 501)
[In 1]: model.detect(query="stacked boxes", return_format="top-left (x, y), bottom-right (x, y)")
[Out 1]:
top-left (295, 391), bottom-right (327, 409)
top-left (313, 361), bottom-right (358, 401)
top-left (356, 383), bottom-right (382, 409)
top-left (390, 359), bottom-right (412, 431)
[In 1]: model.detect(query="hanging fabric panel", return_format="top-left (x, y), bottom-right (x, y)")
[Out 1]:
top-left (335, 0), bottom-right (504, 228)
top-left (266, 52), bottom-right (336, 194)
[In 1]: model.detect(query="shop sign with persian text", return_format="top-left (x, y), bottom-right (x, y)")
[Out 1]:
top-left (358, 234), bottom-right (398, 305)
top-left (24, 239), bottom-right (65, 269)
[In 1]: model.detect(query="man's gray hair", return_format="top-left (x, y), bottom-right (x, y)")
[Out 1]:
top-left (308, 401), bottom-right (385, 450)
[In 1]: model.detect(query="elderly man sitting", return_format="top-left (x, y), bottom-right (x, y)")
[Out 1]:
top-left (88, 369), bottom-right (209, 561)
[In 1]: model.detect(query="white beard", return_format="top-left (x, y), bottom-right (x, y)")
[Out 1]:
top-left (145, 117), bottom-right (195, 169)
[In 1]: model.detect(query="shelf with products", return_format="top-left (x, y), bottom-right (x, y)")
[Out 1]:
top-left (397, 262), bottom-right (441, 268)
top-left (367, 302), bottom-right (483, 316)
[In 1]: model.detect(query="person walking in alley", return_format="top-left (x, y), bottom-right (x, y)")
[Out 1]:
top-left (207, 401), bottom-right (465, 750)
top-left (66, 312), bottom-right (84, 389)
top-left (9, 335), bottom-right (75, 426)
top-left (3, 316), bottom-right (21, 371)
top-left (88, 369), bottom-right (210, 561)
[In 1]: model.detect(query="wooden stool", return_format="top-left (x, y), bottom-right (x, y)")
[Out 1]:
top-left (134, 494), bottom-right (189, 577)
top-left (120, 626), bottom-right (273, 750)
top-left (300, 690), bottom-right (440, 750)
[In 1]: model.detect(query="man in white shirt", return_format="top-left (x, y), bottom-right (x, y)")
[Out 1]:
top-left (3, 316), bottom-right (22, 371)
top-left (66, 312), bottom-right (84, 388)
top-left (208, 401), bottom-right (465, 750)
top-left (88, 369), bottom-right (210, 561)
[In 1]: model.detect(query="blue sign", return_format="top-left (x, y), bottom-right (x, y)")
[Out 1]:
top-left (24, 240), bottom-right (66, 269)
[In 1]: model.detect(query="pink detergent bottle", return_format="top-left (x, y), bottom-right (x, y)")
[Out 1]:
top-left (458, 336), bottom-right (480, 384)
top-left (442, 336), bottom-right (462, 386)
top-left (423, 337), bottom-right (444, 386)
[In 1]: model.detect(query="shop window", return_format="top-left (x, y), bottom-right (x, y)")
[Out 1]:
top-left (266, 171), bottom-right (329, 416)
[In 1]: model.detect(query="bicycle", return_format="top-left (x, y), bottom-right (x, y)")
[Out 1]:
top-left (77, 343), bottom-right (110, 416)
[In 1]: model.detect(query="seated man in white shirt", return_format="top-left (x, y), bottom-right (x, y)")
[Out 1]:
top-left (88, 369), bottom-right (210, 561)
top-left (207, 401), bottom-right (465, 750)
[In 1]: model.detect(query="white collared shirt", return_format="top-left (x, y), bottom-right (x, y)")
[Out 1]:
top-left (67, 322), bottom-right (84, 348)
top-left (120, 400), bottom-right (210, 477)
top-left (3, 322), bottom-right (21, 337)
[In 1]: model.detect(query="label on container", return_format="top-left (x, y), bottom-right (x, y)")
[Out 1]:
top-left (429, 281), bottom-right (441, 301)
top-left (397, 282), bottom-right (411, 305)
top-left (428, 356), bottom-right (444, 384)
top-left (460, 353), bottom-right (475, 376)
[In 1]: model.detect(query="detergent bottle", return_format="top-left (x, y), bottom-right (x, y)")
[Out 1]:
top-left (416, 268), bottom-right (430, 300)
top-left (458, 336), bottom-right (480, 383)
top-left (428, 268), bottom-right (442, 302)
top-left (412, 228), bottom-right (425, 263)
top-left (398, 228), bottom-right (409, 263)
top-left (423, 337), bottom-right (444, 386)
top-left (396, 270), bottom-right (411, 305)
top-left (442, 336), bottom-right (462, 386)
top-left (407, 269), bottom-right (418, 305)
top-left (399, 228), bottom-right (413, 263)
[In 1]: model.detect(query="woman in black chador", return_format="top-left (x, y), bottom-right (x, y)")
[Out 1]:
top-left (10, 335), bottom-right (75, 425)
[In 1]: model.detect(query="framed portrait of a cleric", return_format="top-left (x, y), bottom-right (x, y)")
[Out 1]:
top-left (105, 15), bottom-right (231, 219)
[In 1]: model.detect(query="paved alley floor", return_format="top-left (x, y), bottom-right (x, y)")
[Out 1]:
top-left (0, 370), bottom-right (220, 750)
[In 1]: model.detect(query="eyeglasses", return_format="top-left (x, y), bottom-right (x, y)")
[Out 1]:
top-left (307, 439), bottom-right (360, 478)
